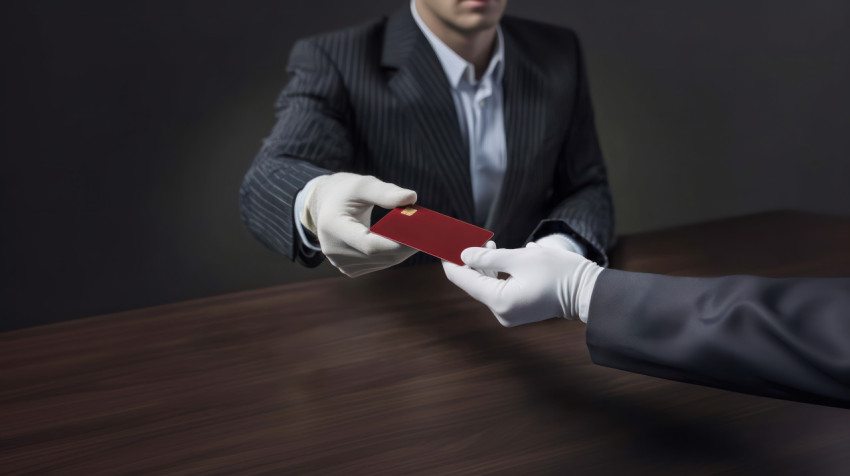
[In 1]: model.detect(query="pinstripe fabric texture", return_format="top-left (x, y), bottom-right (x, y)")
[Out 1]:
top-left (240, 7), bottom-right (615, 267)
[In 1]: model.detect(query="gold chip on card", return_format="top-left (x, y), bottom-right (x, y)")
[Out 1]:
top-left (401, 206), bottom-right (417, 216)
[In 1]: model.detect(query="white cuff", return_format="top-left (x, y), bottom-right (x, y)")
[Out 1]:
top-left (535, 233), bottom-right (586, 256)
top-left (577, 266), bottom-right (603, 323)
top-left (294, 176), bottom-right (326, 253)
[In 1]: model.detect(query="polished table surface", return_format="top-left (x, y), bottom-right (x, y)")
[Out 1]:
top-left (2, 210), bottom-right (850, 474)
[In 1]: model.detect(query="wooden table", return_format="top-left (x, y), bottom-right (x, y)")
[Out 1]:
top-left (3, 211), bottom-right (849, 474)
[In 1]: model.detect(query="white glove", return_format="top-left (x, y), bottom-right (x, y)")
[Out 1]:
top-left (301, 172), bottom-right (418, 277)
top-left (442, 242), bottom-right (603, 325)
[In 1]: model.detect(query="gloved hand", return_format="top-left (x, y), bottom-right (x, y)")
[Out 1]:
top-left (442, 242), bottom-right (603, 326)
top-left (301, 172), bottom-right (418, 277)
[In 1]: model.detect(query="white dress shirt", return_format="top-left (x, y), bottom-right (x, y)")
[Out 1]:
top-left (410, 0), bottom-right (506, 225)
top-left (294, 0), bottom-right (585, 256)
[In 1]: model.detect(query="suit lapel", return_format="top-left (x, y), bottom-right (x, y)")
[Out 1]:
top-left (486, 27), bottom-right (551, 234)
top-left (382, 8), bottom-right (475, 222)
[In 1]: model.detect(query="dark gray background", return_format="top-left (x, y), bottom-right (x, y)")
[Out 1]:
top-left (2, 1), bottom-right (849, 330)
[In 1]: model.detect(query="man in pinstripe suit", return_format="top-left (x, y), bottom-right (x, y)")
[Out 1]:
top-left (241, 0), bottom-right (615, 277)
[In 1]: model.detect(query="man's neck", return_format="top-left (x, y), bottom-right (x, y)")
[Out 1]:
top-left (414, 3), bottom-right (498, 79)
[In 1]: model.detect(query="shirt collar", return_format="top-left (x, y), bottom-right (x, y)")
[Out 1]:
top-left (410, 0), bottom-right (504, 89)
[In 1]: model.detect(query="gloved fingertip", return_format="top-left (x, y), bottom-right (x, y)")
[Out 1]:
top-left (485, 240), bottom-right (497, 249)
top-left (460, 247), bottom-right (483, 265)
top-left (393, 190), bottom-right (417, 207)
top-left (460, 249), bottom-right (473, 264)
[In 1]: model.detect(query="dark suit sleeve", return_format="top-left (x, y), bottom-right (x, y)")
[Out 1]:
top-left (240, 38), bottom-right (353, 266)
top-left (586, 269), bottom-right (850, 408)
top-left (530, 37), bottom-right (615, 267)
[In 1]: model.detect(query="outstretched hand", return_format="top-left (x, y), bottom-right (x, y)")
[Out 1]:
top-left (301, 172), bottom-right (418, 277)
top-left (442, 242), bottom-right (603, 326)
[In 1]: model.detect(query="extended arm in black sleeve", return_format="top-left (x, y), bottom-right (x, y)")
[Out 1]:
top-left (240, 39), bottom-right (353, 266)
top-left (530, 36), bottom-right (615, 266)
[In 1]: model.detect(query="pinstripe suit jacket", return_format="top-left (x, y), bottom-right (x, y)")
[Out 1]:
top-left (240, 7), bottom-right (615, 268)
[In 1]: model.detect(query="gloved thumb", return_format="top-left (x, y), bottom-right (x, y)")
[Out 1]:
top-left (356, 176), bottom-right (417, 209)
top-left (460, 247), bottom-right (517, 274)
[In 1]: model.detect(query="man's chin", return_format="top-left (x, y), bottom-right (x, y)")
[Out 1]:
top-left (453, 16), bottom-right (500, 34)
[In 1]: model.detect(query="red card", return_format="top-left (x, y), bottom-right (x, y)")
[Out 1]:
top-left (370, 205), bottom-right (494, 266)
